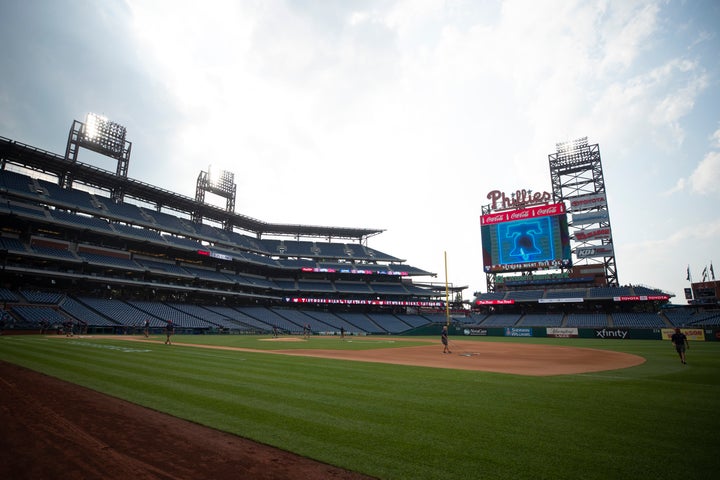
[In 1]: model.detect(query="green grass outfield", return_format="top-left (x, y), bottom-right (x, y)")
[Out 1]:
top-left (1, 333), bottom-right (718, 479)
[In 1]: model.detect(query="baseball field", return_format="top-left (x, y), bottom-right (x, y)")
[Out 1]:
top-left (1, 333), bottom-right (718, 479)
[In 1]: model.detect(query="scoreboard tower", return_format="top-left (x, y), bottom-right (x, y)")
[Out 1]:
top-left (548, 137), bottom-right (618, 287)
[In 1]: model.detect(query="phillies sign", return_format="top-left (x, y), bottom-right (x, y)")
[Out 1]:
top-left (487, 189), bottom-right (552, 211)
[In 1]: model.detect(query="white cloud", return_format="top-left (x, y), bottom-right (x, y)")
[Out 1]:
top-left (689, 151), bottom-right (720, 195)
top-left (711, 127), bottom-right (720, 148)
top-left (662, 177), bottom-right (686, 196)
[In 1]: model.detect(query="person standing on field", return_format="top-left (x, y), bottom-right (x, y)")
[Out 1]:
top-left (671, 328), bottom-right (689, 364)
top-left (165, 320), bottom-right (174, 345)
top-left (441, 325), bottom-right (451, 354)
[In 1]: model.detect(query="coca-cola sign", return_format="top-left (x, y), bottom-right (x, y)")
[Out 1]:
top-left (481, 203), bottom-right (566, 225)
top-left (487, 189), bottom-right (552, 211)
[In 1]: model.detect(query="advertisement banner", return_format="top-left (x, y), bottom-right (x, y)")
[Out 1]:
top-left (573, 227), bottom-right (612, 241)
top-left (576, 245), bottom-right (614, 258)
top-left (463, 327), bottom-right (488, 336)
top-left (661, 328), bottom-right (705, 341)
top-left (480, 203), bottom-right (566, 226)
top-left (569, 193), bottom-right (607, 211)
top-left (594, 328), bottom-right (630, 339)
top-left (546, 327), bottom-right (579, 338)
top-left (613, 295), bottom-right (671, 302)
top-left (475, 299), bottom-right (516, 305)
top-left (538, 298), bottom-right (584, 303)
top-left (572, 211), bottom-right (609, 226)
top-left (504, 327), bottom-right (533, 337)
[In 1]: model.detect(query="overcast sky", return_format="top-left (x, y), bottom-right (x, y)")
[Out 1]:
top-left (1, 0), bottom-right (719, 304)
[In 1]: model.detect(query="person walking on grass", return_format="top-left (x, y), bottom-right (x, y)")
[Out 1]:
top-left (441, 325), bottom-right (451, 354)
top-left (165, 320), bottom-right (174, 345)
top-left (671, 328), bottom-right (689, 364)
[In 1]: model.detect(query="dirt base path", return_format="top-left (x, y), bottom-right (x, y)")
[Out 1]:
top-left (136, 336), bottom-right (645, 376)
top-left (0, 361), bottom-right (375, 480)
top-left (275, 339), bottom-right (646, 375)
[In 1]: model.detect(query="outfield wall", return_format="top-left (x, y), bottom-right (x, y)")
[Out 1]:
top-left (413, 324), bottom-right (720, 341)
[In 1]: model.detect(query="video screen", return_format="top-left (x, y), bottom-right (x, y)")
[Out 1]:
top-left (481, 203), bottom-right (571, 273)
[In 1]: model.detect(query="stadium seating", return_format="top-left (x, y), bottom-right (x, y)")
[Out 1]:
top-left (611, 312), bottom-right (666, 328)
top-left (2, 146), bottom-right (702, 336)
top-left (519, 313), bottom-right (564, 327)
top-left (480, 314), bottom-right (521, 327)
top-left (566, 313), bottom-right (609, 328)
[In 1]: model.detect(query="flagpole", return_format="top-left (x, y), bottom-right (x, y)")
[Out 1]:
top-left (444, 251), bottom-right (450, 327)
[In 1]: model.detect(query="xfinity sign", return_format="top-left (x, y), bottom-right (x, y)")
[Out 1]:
top-left (595, 328), bottom-right (629, 339)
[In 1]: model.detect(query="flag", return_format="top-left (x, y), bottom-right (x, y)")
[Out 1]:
top-left (686, 265), bottom-right (690, 281)
top-left (711, 263), bottom-right (716, 280)
top-left (702, 266), bottom-right (708, 281)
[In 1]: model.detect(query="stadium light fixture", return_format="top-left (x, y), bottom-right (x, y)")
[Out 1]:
top-left (81, 112), bottom-right (127, 157)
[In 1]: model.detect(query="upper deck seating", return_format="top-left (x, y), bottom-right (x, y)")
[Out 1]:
top-left (162, 234), bottom-right (204, 250)
top-left (29, 245), bottom-right (81, 262)
top-left (612, 312), bottom-right (665, 328)
top-left (0, 236), bottom-right (27, 252)
top-left (140, 208), bottom-right (197, 235)
top-left (297, 280), bottom-right (335, 293)
top-left (543, 289), bottom-right (586, 299)
top-left (112, 223), bottom-right (165, 242)
top-left (519, 313), bottom-right (564, 327)
top-left (0, 169), bottom-right (38, 197)
top-left (566, 313), bottom-right (608, 327)
top-left (193, 223), bottom-right (230, 243)
top-left (370, 282), bottom-right (409, 295)
top-left (6, 201), bottom-right (49, 219)
top-left (36, 179), bottom-right (96, 210)
top-left (480, 314), bottom-right (521, 327)
top-left (94, 198), bottom-right (153, 224)
top-left (77, 252), bottom-right (143, 270)
top-left (49, 209), bottom-right (114, 232)
top-left (334, 281), bottom-right (373, 294)
top-left (136, 258), bottom-right (192, 277)
top-left (587, 287), bottom-right (633, 298)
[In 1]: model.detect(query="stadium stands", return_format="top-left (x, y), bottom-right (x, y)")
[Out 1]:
top-left (1, 133), bottom-right (713, 339)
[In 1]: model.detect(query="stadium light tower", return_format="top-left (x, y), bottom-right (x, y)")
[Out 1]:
top-left (548, 137), bottom-right (618, 286)
top-left (194, 165), bottom-right (237, 230)
top-left (63, 113), bottom-right (132, 202)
